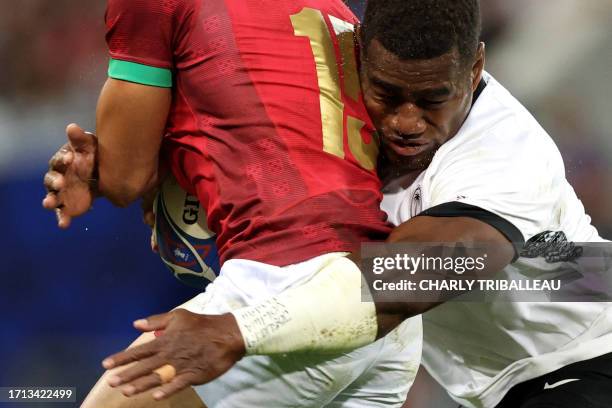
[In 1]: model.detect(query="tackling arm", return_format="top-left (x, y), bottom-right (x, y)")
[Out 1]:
top-left (232, 215), bottom-right (515, 354)
top-left (374, 215), bottom-right (515, 335)
top-left (100, 216), bottom-right (515, 398)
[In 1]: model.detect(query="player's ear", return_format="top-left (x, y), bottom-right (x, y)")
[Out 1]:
top-left (471, 42), bottom-right (486, 92)
top-left (354, 23), bottom-right (368, 70)
top-left (354, 24), bottom-right (363, 50)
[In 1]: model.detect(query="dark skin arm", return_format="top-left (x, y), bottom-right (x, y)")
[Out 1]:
top-left (102, 213), bottom-right (514, 400)
top-left (96, 79), bottom-right (171, 207)
top-left (95, 78), bottom-right (171, 207)
top-left (374, 215), bottom-right (515, 337)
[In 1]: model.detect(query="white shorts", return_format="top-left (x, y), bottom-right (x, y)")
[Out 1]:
top-left (180, 252), bottom-right (422, 408)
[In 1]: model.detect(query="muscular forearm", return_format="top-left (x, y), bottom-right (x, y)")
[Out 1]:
top-left (372, 215), bottom-right (514, 332)
top-left (97, 161), bottom-right (159, 208)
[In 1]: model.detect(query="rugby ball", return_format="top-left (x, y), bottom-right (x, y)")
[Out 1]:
top-left (154, 176), bottom-right (220, 289)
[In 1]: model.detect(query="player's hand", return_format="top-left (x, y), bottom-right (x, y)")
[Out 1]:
top-left (102, 309), bottom-right (246, 400)
top-left (42, 123), bottom-right (98, 228)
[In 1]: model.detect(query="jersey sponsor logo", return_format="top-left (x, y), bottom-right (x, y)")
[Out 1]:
top-left (521, 231), bottom-right (583, 263)
top-left (411, 187), bottom-right (422, 217)
top-left (543, 378), bottom-right (580, 390)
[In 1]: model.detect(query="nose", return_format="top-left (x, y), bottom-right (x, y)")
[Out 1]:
top-left (386, 103), bottom-right (426, 138)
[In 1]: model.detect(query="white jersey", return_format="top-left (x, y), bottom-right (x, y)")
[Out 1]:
top-left (382, 73), bottom-right (611, 408)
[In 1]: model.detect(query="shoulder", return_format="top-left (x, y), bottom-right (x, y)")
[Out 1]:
top-left (105, 0), bottom-right (200, 59)
top-left (428, 74), bottom-right (564, 188)
top-left (106, 0), bottom-right (198, 19)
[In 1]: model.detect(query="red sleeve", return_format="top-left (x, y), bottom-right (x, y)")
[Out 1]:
top-left (105, 0), bottom-right (196, 69)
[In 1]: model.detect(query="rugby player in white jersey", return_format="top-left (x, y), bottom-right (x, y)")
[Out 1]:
top-left (363, 1), bottom-right (612, 407)
top-left (45, 0), bottom-right (611, 407)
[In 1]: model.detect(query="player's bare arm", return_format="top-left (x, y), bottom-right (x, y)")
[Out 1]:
top-left (99, 212), bottom-right (515, 401)
top-left (96, 78), bottom-right (170, 207)
top-left (372, 215), bottom-right (515, 333)
top-left (97, 220), bottom-right (507, 401)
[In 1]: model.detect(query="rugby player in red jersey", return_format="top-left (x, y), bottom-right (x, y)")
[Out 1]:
top-left (43, 0), bottom-right (422, 406)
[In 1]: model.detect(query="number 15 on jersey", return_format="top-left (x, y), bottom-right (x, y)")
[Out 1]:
top-left (291, 8), bottom-right (378, 170)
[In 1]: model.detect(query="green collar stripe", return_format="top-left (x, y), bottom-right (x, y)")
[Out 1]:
top-left (108, 59), bottom-right (172, 88)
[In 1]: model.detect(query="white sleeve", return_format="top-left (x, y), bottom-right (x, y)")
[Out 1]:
top-left (424, 121), bottom-right (566, 243)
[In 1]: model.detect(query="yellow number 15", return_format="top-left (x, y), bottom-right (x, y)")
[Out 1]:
top-left (291, 8), bottom-right (378, 170)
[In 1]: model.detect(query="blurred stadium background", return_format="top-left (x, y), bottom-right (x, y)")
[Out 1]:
top-left (1, 0), bottom-right (611, 406)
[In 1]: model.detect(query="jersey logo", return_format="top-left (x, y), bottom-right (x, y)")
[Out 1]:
top-left (520, 231), bottom-right (583, 263)
top-left (410, 187), bottom-right (422, 217)
top-left (543, 378), bottom-right (580, 390)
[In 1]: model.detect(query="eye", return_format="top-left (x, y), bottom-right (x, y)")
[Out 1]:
top-left (421, 99), bottom-right (447, 109)
top-left (374, 93), bottom-right (391, 103)
top-left (372, 91), bottom-right (400, 106)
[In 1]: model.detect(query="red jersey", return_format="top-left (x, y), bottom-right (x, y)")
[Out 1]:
top-left (106, 0), bottom-right (391, 266)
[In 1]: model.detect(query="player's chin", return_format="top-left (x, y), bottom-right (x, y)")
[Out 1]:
top-left (383, 143), bottom-right (436, 172)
